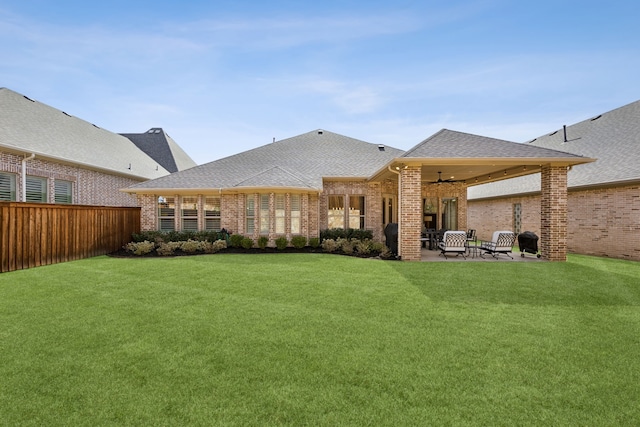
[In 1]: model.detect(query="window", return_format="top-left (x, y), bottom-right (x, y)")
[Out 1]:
top-left (0, 172), bottom-right (16, 201)
top-left (204, 197), bottom-right (221, 231)
top-left (158, 196), bottom-right (175, 231)
top-left (328, 195), bottom-right (344, 228)
top-left (260, 194), bottom-right (270, 234)
top-left (275, 194), bottom-right (285, 234)
top-left (290, 194), bottom-right (301, 234)
top-left (246, 195), bottom-right (255, 233)
top-left (54, 180), bottom-right (73, 204)
top-left (26, 176), bottom-right (47, 203)
top-left (349, 196), bottom-right (365, 229)
top-left (442, 198), bottom-right (457, 230)
top-left (181, 196), bottom-right (198, 231)
top-left (513, 203), bottom-right (522, 234)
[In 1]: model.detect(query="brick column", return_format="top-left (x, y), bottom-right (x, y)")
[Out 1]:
top-left (540, 165), bottom-right (568, 261)
top-left (399, 166), bottom-right (422, 261)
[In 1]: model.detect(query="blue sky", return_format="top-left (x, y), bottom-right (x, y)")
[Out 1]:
top-left (1, 0), bottom-right (639, 164)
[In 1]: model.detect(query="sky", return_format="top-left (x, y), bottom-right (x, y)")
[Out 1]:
top-left (1, 0), bottom-right (639, 164)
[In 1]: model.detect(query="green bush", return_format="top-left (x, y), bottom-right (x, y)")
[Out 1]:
top-left (338, 238), bottom-right (354, 255)
top-left (321, 239), bottom-right (339, 253)
top-left (291, 236), bottom-right (307, 249)
top-left (180, 239), bottom-right (204, 254)
top-left (156, 241), bottom-right (181, 256)
top-left (241, 237), bottom-right (254, 250)
top-left (229, 234), bottom-right (244, 248)
top-left (309, 237), bottom-right (320, 248)
top-left (257, 236), bottom-right (269, 249)
top-left (203, 240), bottom-right (227, 254)
top-left (320, 228), bottom-right (373, 242)
top-left (275, 237), bottom-right (288, 250)
top-left (124, 241), bottom-right (155, 256)
top-left (133, 230), bottom-right (229, 244)
top-left (355, 239), bottom-right (371, 255)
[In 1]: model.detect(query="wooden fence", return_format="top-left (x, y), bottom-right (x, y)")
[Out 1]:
top-left (1, 202), bottom-right (140, 273)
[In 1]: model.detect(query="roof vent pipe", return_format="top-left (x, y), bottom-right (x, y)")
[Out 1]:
top-left (563, 125), bottom-right (568, 142)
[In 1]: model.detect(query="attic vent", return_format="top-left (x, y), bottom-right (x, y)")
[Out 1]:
top-left (527, 138), bottom-right (537, 143)
top-left (590, 114), bottom-right (602, 121)
top-left (154, 129), bottom-right (161, 133)
top-left (378, 144), bottom-right (385, 151)
top-left (62, 111), bottom-right (71, 117)
top-left (549, 130), bottom-right (558, 136)
top-left (317, 130), bottom-right (323, 135)
top-left (147, 130), bottom-right (154, 134)
top-left (23, 95), bottom-right (35, 102)
top-left (92, 124), bottom-right (100, 129)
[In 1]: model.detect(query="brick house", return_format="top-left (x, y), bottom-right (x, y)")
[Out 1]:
top-left (468, 100), bottom-right (640, 261)
top-left (0, 88), bottom-right (196, 206)
top-left (124, 129), bottom-right (593, 261)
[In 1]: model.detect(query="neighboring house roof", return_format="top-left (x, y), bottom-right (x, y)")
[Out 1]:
top-left (121, 128), bottom-right (197, 173)
top-left (0, 87), bottom-right (170, 180)
top-left (468, 99), bottom-right (640, 199)
top-left (402, 129), bottom-right (587, 160)
top-left (125, 129), bottom-right (404, 192)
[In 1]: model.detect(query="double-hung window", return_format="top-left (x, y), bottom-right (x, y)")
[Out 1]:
top-left (158, 196), bottom-right (176, 231)
top-left (349, 196), bottom-right (365, 229)
top-left (26, 176), bottom-right (47, 203)
top-left (54, 180), bottom-right (73, 204)
top-left (260, 194), bottom-right (270, 234)
top-left (290, 194), bottom-right (301, 234)
top-left (246, 195), bottom-right (255, 233)
top-left (204, 197), bottom-right (221, 231)
top-left (181, 196), bottom-right (198, 231)
top-left (275, 194), bottom-right (285, 234)
top-left (0, 172), bottom-right (16, 201)
top-left (328, 195), bottom-right (344, 228)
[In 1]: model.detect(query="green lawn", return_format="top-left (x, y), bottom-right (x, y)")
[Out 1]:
top-left (1, 254), bottom-right (639, 426)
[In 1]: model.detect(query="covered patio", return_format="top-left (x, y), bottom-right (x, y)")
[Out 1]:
top-left (372, 130), bottom-right (595, 262)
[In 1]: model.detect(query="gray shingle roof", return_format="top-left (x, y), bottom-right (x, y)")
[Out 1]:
top-left (403, 129), bottom-right (586, 159)
top-left (121, 128), bottom-right (197, 173)
top-left (468, 100), bottom-right (640, 199)
top-left (127, 129), bottom-right (404, 191)
top-left (0, 88), bottom-right (170, 180)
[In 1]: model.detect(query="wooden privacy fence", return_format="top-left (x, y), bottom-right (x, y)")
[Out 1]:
top-left (1, 202), bottom-right (140, 273)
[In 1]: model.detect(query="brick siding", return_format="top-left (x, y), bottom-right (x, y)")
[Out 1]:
top-left (2, 150), bottom-right (140, 206)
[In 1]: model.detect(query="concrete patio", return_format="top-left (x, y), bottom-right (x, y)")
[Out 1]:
top-left (420, 245), bottom-right (544, 262)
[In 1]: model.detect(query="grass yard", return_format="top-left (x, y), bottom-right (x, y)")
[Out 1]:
top-left (1, 254), bottom-right (639, 426)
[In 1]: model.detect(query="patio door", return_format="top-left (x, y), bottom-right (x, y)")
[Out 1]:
top-left (442, 198), bottom-right (457, 230)
top-left (382, 194), bottom-right (396, 226)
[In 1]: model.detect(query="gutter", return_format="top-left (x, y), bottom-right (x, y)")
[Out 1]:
top-left (21, 153), bottom-right (35, 202)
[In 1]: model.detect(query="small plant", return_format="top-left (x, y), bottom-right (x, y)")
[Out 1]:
top-left (309, 237), bottom-right (320, 248)
top-left (257, 236), bottom-right (269, 249)
top-left (275, 237), bottom-right (288, 250)
top-left (241, 237), bottom-right (254, 250)
top-left (291, 236), bottom-right (307, 249)
top-left (321, 238), bottom-right (339, 253)
top-left (229, 234), bottom-right (244, 248)
top-left (124, 240), bottom-right (155, 256)
top-left (370, 241), bottom-right (385, 254)
top-left (354, 239), bottom-right (371, 255)
top-left (203, 239), bottom-right (227, 254)
top-left (338, 238), bottom-right (354, 255)
top-left (157, 241), bottom-right (181, 256)
top-left (180, 239), bottom-right (203, 254)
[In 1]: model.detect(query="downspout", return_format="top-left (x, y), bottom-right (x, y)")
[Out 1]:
top-left (21, 153), bottom-right (35, 202)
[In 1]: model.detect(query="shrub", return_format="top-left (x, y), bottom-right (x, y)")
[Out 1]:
top-left (320, 228), bottom-right (373, 242)
top-left (369, 241), bottom-right (385, 254)
top-left (291, 236), bottom-right (307, 249)
top-left (180, 239), bottom-right (203, 254)
top-left (257, 236), bottom-right (269, 249)
top-left (241, 237), bottom-right (254, 250)
top-left (124, 240), bottom-right (155, 256)
top-left (229, 234), bottom-right (244, 248)
top-left (204, 239), bottom-right (227, 254)
top-left (309, 237), bottom-right (320, 248)
top-left (338, 238), bottom-right (354, 255)
top-left (157, 241), bottom-right (181, 256)
top-left (321, 239), bottom-right (339, 253)
top-left (354, 239), bottom-right (371, 255)
top-left (275, 237), bottom-right (288, 250)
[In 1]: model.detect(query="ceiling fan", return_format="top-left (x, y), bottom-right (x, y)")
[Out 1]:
top-left (429, 171), bottom-right (457, 184)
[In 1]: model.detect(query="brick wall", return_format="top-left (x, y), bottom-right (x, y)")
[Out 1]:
top-left (468, 183), bottom-right (640, 261)
top-left (1, 150), bottom-right (140, 206)
top-left (399, 166), bottom-right (422, 261)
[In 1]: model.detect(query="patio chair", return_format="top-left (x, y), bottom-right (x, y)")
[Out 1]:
top-left (479, 231), bottom-right (517, 259)
top-left (437, 231), bottom-right (467, 259)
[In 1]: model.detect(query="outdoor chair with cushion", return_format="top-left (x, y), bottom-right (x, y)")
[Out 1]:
top-left (437, 230), bottom-right (467, 259)
top-left (479, 231), bottom-right (517, 259)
